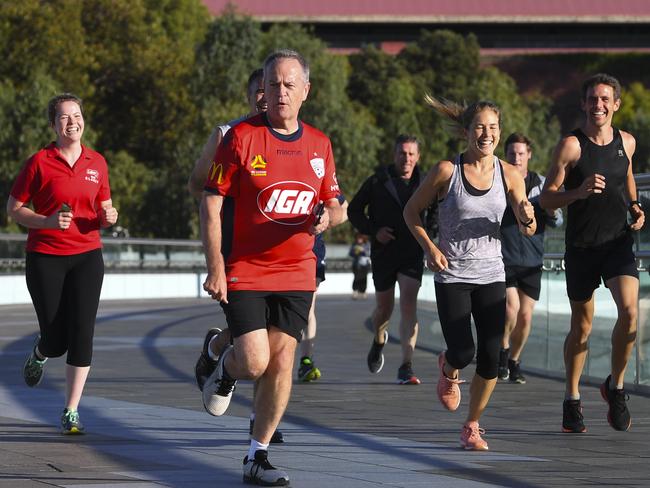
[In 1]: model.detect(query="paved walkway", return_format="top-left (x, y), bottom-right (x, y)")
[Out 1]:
top-left (1, 296), bottom-right (649, 487)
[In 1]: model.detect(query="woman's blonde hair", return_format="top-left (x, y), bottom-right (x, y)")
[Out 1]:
top-left (424, 95), bottom-right (501, 137)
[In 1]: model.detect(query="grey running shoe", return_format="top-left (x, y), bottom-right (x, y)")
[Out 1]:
top-left (508, 359), bottom-right (526, 384)
top-left (202, 344), bottom-right (236, 416)
top-left (61, 408), bottom-right (84, 435)
top-left (243, 450), bottom-right (289, 486)
top-left (600, 375), bottom-right (631, 431)
top-left (195, 328), bottom-right (221, 391)
top-left (562, 399), bottom-right (586, 433)
top-left (367, 330), bottom-right (388, 373)
top-left (497, 348), bottom-right (509, 380)
top-left (249, 419), bottom-right (284, 444)
top-left (23, 336), bottom-right (47, 387)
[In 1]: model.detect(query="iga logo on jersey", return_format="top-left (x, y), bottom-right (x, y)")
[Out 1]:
top-left (257, 181), bottom-right (317, 225)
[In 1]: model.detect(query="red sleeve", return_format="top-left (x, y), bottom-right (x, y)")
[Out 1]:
top-left (10, 155), bottom-right (39, 203)
top-left (98, 157), bottom-right (111, 202)
top-left (320, 139), bottom-right (340, 201)
top-left (204, 130), bottom-right (242, 197)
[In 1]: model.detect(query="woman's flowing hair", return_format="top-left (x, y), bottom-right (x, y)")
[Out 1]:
top-left (424, 95), bottom-right (501, 138)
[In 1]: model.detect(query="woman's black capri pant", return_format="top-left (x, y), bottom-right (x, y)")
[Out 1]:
top-left (26, 249), bottom-right (104, 367)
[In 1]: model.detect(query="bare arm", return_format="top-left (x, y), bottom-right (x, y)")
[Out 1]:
top-left (621, 130), bottom-right (645, 230)
top-left (502, 162), bottom-right (537, 236)
top-left (188, 127), bottom-right (224, 199)
top-left (99, 199), bottom-right (118, 228)
top-left (200, 192), bottom-right (228, 302)
top-left (403, 160), bottom-right (453, 272)
top-left (540, 135), bottom-right (605, 210)
top-left (6, 195), bottom-right (70, 230)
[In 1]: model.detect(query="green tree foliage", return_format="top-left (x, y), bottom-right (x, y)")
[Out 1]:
top-left (0, 5), bottom-right (595, 243)
top-left (615, 82), bottom-right (650, 173)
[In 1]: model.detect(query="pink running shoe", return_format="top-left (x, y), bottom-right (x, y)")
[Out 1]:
top-left (437, 351), bottom-right (463, 411)
top-left (460, 421), bottom-right (489, 451)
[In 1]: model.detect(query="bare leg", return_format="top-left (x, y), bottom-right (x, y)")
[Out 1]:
top-left (372, 288), bottom-right (395, 343)
top-left (509, 290), bottom-right (536, 361)
top-left (252, 327), bottom-right (297, 444)
top-left (397, 274), bottom-right (420, 364)
top-left (502, 287), bottom-right (519, 350)
top-left (300, 285), bottom-right (319, 359)
top-left (565, 297), bottom-right (595, 398)
top-left (466, 374), bottom-right (497, 423)
top-left (606, 275), bottom-right (639, 387)
top-left (65, 365), bottom-right (90, 410)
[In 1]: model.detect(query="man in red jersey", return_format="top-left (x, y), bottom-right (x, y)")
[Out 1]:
top-left (200, 49), bottom-right (344, 487)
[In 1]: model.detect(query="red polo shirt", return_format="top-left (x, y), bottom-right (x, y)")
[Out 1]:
top-left (10, 143), bottom-right (111, 255)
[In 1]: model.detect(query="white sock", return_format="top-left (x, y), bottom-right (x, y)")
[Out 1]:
top-left (207, 336), bottom-right (220, 361)
top-left (248, 439), bottom-right (269, 460)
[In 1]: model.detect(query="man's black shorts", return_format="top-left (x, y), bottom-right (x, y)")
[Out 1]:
top-left (220, 290), bottom-right (313, 341)
top-left (372, 256), bottom-right (424, 292)
top-left (505, 265), bottom-right (543, 301)
top-left (565, 232), bottom-right (638, 302)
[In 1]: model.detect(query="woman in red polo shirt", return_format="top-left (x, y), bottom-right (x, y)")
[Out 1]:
top-left (6, 93), bottom-right (118, 434)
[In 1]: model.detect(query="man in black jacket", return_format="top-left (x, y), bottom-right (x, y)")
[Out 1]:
top-left (349, 134), bottom-right (424, 385)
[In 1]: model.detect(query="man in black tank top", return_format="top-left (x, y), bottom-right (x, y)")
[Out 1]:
top-left (541, 74), bottom-right (645, 434)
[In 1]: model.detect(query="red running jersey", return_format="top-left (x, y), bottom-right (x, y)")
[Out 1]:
top-left (204, 114), bottom-right (340, 291)
top-left (10, 143), bottom-right (111, 255)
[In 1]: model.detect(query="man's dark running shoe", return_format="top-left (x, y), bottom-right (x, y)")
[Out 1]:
top-left (195, 328), bottom-right (221, 391)
top-left (508, 359), bottom-right (526, 384)
top-left (23, 336), bottom-right (47, 387)
top-left (249, 419), bottom-right (284, 444)
top-left (397, 361), bottom-right (421, 385)
top-left (202, 345), bottom-right (237, 416)
top-left (562, 399), bottom-right (586, 433)
top-left (297, 356), bottom-right (321, 382)
top-left (600, 375), bottom-right (631, 431)
top-left (243, 450), bottom-right (289, 486)
top-left (367, 330), bottom-right (388, 373)
top-left (497, 348), bottom-right (509, 380)
top-left (61, 408), bottom-right (84, 435)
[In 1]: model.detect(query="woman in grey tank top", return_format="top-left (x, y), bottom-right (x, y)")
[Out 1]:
top-left (404, 98), bottom-right (536, 451)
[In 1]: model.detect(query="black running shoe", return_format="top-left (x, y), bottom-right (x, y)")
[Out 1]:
top-left (600, 375), bottom-right (631, 431)
top-left (243, 450), bottom-right (289, 486)
top-left (508, 359), bottom-right (526, 384)
top-left (497, 348), bottom-right (509, 380)
top-left (397, 361), bottom-right (421, 385)
top-left (297, 356), bottom-right (321, 382)
top-left (367, 330), bottom-right (387, 374)
top-left (562, 399), bottom-right (586, 433)
top-left (195, 328), bottom-right (221, 391)
top-left (23, 336), bottom-right (47, 387)
top-left (249, 419), bottom-right (284, 444)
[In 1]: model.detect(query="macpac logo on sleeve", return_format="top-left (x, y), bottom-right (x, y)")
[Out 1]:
top-left (257, 181), bottom-right (317, 225)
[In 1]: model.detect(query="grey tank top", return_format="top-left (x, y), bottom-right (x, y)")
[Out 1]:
top-left (435, 155), bottom-right (507, 284)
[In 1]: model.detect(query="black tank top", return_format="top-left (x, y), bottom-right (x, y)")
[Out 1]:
top-left (565, 128), bottom-right (629, 248)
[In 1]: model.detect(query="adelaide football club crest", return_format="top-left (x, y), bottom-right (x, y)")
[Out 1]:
top-left (310, 155), bottom-right (325, 178)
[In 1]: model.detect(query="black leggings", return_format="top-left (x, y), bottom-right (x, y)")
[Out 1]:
top-left (352, 264), bottom-right (369, 293)
top-left (26, 249), bottom-right (104, 367)
top-left (434, 281), bottom-right (505, 379)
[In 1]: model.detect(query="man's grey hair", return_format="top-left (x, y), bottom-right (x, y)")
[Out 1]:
top-left (263, 49), bottom-right (310, 83)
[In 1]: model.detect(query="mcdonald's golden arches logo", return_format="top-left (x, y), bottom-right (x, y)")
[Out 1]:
top-left (209, 162), bottom-right (225, 184)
